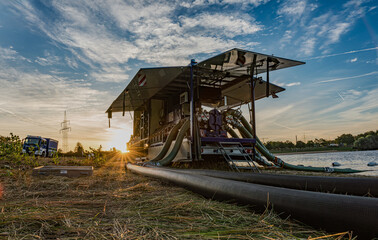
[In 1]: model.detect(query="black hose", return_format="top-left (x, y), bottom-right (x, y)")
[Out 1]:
top-left (150, 120), bottom-right (184, 162)
top-left (159, 168), bottom-right (378, 196)
top-left (194, 117), bottom-right (202, 160)
top-left (223, 125), bottom-right (239, 138)
top-left (228, 110), bottom-right (365, 173)
top-left (223, 125), bottom-right (271, 167)
top-left (227, 109), bottom-right (268, 151)
top-left (157, 120), bottom-right (190, 166)
top-left (223, 124), bottom-right (273, 167)
top-left (127, 163), bottom-right (378, 239)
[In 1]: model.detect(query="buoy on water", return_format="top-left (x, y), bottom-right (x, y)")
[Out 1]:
top-left (367, 162), bottom-right (377, 167)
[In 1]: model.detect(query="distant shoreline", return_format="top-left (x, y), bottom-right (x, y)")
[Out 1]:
top-left (274, 150), bottom-right (351, 155)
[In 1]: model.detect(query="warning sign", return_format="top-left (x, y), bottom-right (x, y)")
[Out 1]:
top-left (138, 74), bottom-right (147, 87)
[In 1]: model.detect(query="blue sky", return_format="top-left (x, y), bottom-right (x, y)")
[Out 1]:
top-left (0, 0), bottom-right (377, 151)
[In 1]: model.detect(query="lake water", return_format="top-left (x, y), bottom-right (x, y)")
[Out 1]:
top-left (276, 150), bottom-right (378, 176)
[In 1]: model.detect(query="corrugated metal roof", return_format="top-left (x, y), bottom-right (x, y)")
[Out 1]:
top-left (107, 48), bottom-right (304, 113)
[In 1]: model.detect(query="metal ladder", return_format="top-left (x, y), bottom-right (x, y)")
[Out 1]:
top-left (217, 142), bottom-right (260, 172)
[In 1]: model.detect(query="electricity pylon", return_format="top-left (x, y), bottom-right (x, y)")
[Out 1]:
top-left (60, 111), bottom-right (71, 152)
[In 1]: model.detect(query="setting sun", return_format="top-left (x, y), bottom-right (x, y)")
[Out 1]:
top-left (108, 128), bottom-right (131, 152)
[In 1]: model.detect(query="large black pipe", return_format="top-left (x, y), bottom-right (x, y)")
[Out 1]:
top-left (228, 110), bottom-right (365, 173)
top-left (157, 120), bottom-right (190, 166)
top-left (159, 168), bottom-right (378, 197)
top-left (127, 164), bottom-right (378, 239)
top-left (150, 120), bottom-right (184, 162)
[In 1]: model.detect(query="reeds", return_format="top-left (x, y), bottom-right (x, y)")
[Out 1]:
top-left (0, 154), bottom-right (354, 239)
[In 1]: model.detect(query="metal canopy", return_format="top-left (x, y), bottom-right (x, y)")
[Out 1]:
top-left (107, 48), bottom-right (304, 113)
top-left (220, 79), bottom-right (284, 106)
top-left (197, 48), bottom-right (305, 75)
top-left (107, 66), bottom-right (186, 113)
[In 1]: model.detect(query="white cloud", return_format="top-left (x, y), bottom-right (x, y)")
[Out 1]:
top-left (300, 38), bottom-right (316, 56)
top-left (272, 80), bottom-right (301, 87)
top-left (90, 66), bottom-right (130, 83)
top-left (286, 82), bottom-right (301, 87)
top-left (35, 54), bottom-right (60, 66)
top-left (0, 47), bottom-right (117, 150)
top-left (349, 57), bottom-right (358, 62)
top-left (65, 56), bottom-right (79, 69)
top-left (316, 71), bottom-right (378, 84)
top-left (180, 13), bottom-right (261, 37)
top-left (180, 0), bottom-right (269, 7)
top-left (338, 88), bottom-right (378, 121)
top-left (283, 0), bottom-right (370, 57)
top-left (327, 22), bottom-right (351, 44)
top-left (346, 89), bottom-right (363, 96)
top-left (107, 1), bottom-right (174, 30)
top-left (343, 0), bottom-right (366, 8)
top-left (256, 85), bottom-right (378, 142)
top-left (256, 104), bottom-right (295, 122)
top-left (0, 47), bottom-right (29, 62)
top-left (277, 0), bottom-right (306, 18)
top-left (281, 30), bottom-right (293, 42)
top-left (8, 0), bottom-right (264, 79)
top-left (101, 1), bottom-right (261, 65)
top-left (305, 47), bottom-right (378, 60)
top-left (0, 69), bottom-right (105, 112)
top-left (8, 1), bottom-right (138, 82)
top-left (316, 88), bottom-right (378, 122)
top-left (135, 35), bottom-right (238, 65)
top-left (220, 0), bottom-right (269, 6)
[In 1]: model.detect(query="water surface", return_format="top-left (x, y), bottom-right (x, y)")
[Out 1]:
top-left (276, 150), bottom-right (378, 176)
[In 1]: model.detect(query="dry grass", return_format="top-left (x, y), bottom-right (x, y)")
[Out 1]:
top-left (0, 154), bottom-right (355, 239)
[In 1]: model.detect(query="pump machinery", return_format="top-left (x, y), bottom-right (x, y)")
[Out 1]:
top-left (107, 48), bottom-right (305, 170)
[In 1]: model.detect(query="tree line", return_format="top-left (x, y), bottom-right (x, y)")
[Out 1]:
top-left (265, 130), bottom-right (378, 151)
top-left (61, 142), bottom-right (121, 158)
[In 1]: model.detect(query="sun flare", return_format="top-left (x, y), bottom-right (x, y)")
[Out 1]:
top-left (108, 128), bottom-right (131, 153)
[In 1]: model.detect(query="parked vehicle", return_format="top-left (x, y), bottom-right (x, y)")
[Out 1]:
top-left (22, 135), bottom-right (58, 157)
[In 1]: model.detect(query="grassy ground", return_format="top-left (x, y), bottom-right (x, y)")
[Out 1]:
top-left (0, 154), bottom-right (354, 239)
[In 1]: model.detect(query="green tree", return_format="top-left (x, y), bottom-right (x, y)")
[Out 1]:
top-left (306, 140), bottom-right (315, 147)
top-left (284, 140), bottom-right (295, 148)
top-left (0, 133), bottom-right (23, 158)
top-left (354, 135), bottom-right (378, 150)
top-left (335, 134), bottom-right (354, 146)
top-left (0, 133), bottom-right (38, 167)
top-left (74, 142), bottom-right (84, 156)
top-left (88, 145), bottom-right (105, 167)
top-left (355, 130), bottom-right (377, 140)
top-left (314, 138), bottom-right (328, 147)
top-left (296, 141), bottom-right (306, 148)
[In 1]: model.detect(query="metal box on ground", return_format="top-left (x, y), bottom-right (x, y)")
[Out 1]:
top-left (32, 166), bottom-right (93, 177)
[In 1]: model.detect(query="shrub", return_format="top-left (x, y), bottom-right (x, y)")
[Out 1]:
top-left (354, 135), bottom-right (378, 150)
top-left (0, 133), bottom-right (38, 167)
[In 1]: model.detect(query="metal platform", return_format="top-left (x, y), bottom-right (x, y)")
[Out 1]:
top-left (32, 166), bottom-right (93, 177)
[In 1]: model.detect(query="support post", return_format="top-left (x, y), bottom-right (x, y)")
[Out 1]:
top-left (266, 57), bottom-right (270, 97)
top-left (122, 90), bottom-right (126, 116)
top-left (108, 109), bottom-right (112, 128)
top-left (250, 55), bottom-right (257, 163)
top-left (190, 59), bottom-right (196, 160)
top-left (250, 55), bottom-right (257, 140)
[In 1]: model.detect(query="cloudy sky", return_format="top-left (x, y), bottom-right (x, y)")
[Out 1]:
top-left (0, 0), bottom-right (377, 151)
